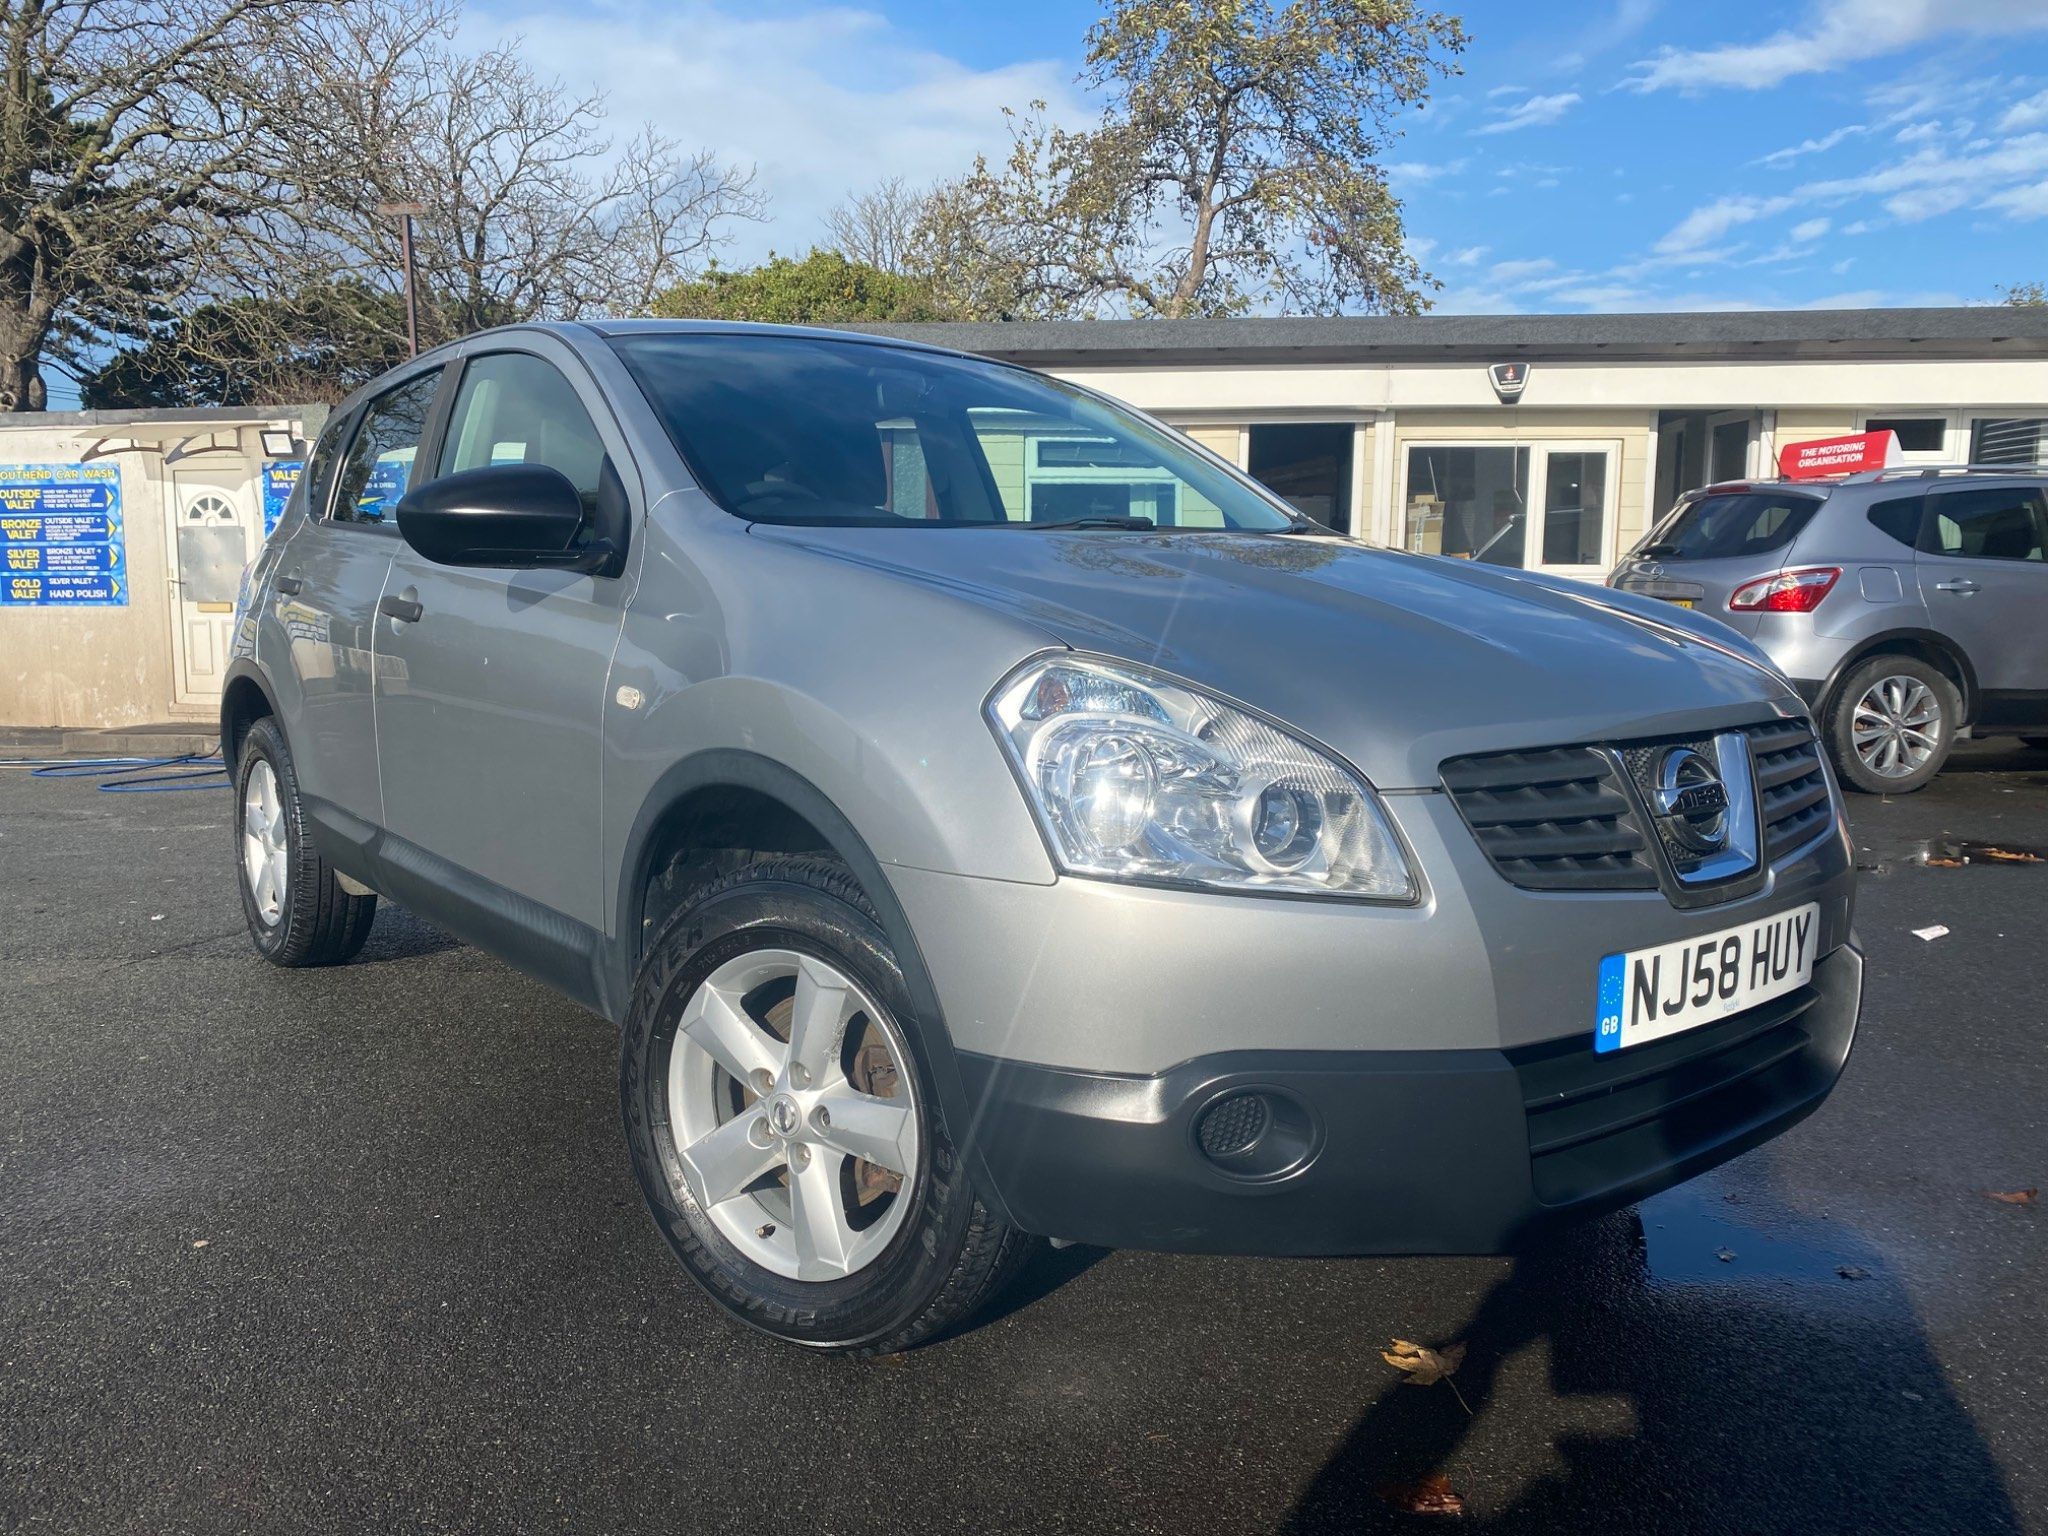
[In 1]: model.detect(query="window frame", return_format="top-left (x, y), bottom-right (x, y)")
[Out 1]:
top-left (322, 365), bottom-right (451, 536)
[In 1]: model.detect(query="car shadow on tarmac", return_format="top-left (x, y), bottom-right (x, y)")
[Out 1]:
top-left (1281, 1166), bottom-right (2019, 1534)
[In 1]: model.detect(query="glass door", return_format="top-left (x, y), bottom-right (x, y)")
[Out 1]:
top-left (1527, 441), bottom-right (1619, 578)
top-left (1402, 441), bottom-right (1617, 580)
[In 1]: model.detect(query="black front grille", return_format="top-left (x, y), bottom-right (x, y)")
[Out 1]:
top-left (1512, 985), bottom-right (1823, 1206)
top-left (1746, 717), bottom-right (1834, 862)
top-left (1445, 716), bottom-right (1836, 896)
top-left (1439, 747), bottom-right (1657, 892)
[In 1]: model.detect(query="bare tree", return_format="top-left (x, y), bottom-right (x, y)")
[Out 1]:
top-left (824, 177), bottom-right (932, 275)
top-left (0, 0), bottom-right (344, 410)
top-left (284, 23), bottom-right (764, 349)
top-left (42, 0), bottom-right (764, 408)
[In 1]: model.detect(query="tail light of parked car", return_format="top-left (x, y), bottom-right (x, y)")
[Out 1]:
top-left (1727, 566), bottom-right (1842, 614)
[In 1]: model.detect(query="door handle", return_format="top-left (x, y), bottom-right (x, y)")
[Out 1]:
top-left (273, 574), bottom-right (304, 596)
top-left (1934, 578), bottom-right (1981, 595)
top-left (379, 593), bottom-right (424, 623)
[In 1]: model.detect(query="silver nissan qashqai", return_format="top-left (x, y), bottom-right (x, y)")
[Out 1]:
top-left (224, 322), bottom-right (1861, 1353)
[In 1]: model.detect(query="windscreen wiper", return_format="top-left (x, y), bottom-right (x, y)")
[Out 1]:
top-left (1021, 515), bottom-right (1156, 531)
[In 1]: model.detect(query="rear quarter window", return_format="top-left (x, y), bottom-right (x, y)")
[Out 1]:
top-left (1641, 491), bottom-right (1824, 560)
top-left (1865, 494), bottom-right (1924, 549)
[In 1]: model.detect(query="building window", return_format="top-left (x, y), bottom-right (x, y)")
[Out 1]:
top-left (1247, 423), bottom-right (1353, 531)
top-left (1406, 446), bottom-right (1528, 563)
top-left (1970, 417), bottom-right (2048, 467)
top-left (1867, 416), bottom-right (1947, 455)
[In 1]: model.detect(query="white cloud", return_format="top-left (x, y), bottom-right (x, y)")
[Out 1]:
top-left (2000, 89), bottom-right (2048, 132)
top-left (1485, 83), bottom-right (1528, 98)
top-left (1625, 0), bottom-right (2048, 93)
top-left (1488, 258), bottom-right (1558, 284)
top-left (1755, 124), bottom-right (1868, 167)
top-left (1789, 215), bottom-right (1832, 242)
top-left (1386, 157), bottom-right (1471, 185)
top-left (1893, 119), bottom-right (1943, 143)
top-left (1884, 185), bottom-right (1970, 220)
top-left (464, 1), bottom-right (1087, 262)
top-left (1798, 131), bottom-right (2048, 206)
top-left (1653, 194), bottom-right (1797, 257)
top-left (1473, 91), bottom-right (1582, 135)
top-left (1447, 244), bottom-right (1490, 266)
top-left (1982, 178), bottom-right (2048, 218)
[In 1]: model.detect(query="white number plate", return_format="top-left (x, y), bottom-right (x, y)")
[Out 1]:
top-left (1594, 903), bottom-right (1819, 1054)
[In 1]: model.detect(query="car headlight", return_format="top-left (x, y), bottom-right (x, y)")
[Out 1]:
top-left (986, 655), bottom-right (1416, 901)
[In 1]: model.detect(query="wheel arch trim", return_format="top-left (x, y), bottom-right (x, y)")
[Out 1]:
top-left (219, 660), bottom-right (285, 773)
top-left (1817, 628), bottom-right (1979, 726)
top-left (608, 748), bottom-right (1015, 1225)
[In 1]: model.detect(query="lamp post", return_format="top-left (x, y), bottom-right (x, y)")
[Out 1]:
top-left (377, 201), bottom-right (425, 357)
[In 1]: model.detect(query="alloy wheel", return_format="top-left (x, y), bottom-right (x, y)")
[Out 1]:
top-left (1851, 674), bottom-right (1942, 779)
top-left (665, 947), bottom-right (920, 1282)
top-left (241, 760), bottom-right (288, 925)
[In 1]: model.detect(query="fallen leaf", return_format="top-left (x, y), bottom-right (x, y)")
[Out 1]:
top-left (1912, 925), bottom-right (1950, 941)
top-left (1923, 856), bottom-right (1966, 868)
top-left (1383, 1338), bottom-right (1472, 1415)
top-left (1836, 1265), bottom-right (1869, 1280)
top-left (1383, 1338), bottom-right (1467, 1387)
top-left (1979, 846), bottom-right (2042, 863)
top-left (1984, 1188), bottom-right (2038, 1205)
top-left (1375, 1474), bottom-right (1465, 1517)
top-left (1716, 1247), bottom-right (1737, 1263)
top-left (191, 1239), bottom-right (209, 1249)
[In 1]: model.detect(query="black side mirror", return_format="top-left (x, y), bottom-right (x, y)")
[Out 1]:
top-left (395, 464), bottom-right (619, 574)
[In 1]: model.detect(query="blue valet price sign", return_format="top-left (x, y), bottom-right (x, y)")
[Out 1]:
top-left (0, 463), bottom-right (127, 606)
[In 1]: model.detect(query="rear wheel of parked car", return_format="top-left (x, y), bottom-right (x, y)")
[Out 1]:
top-left (620, 855), bottom-right (1029, 1354)
top-left (1824, 655), bottom-right (1956, 795)
top-left (233, 716), bottom-right (377, 965)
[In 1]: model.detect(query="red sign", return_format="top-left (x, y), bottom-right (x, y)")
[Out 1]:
top-left (1777, 430), bottom-right (1896, 480)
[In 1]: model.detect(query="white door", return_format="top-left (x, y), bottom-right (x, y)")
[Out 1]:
top-left (166, 464), bottom-right (261, 706)
top-left (1526, 440), bottom-right (1622, 579)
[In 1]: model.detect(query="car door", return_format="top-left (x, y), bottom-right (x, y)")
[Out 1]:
top-left (1916, 482), bottom-right (2048, 727)
top-left (371, 343), bottom-right (637, 931)
top-left (265, 372), bottom-right (441, 823)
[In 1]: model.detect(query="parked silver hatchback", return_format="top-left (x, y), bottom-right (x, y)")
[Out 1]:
top-left (225, 322), bottom-right (1860, 1353)
top-left (1610, 468), bottom-right (2048, 793)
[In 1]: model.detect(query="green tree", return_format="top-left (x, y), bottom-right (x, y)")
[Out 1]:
top-left (2001, 281), bottom-right (2046, 306)
top-left (918, 0), bottom-right (1465, 319)
top-left (649, 248), bottom-right (946, 324)
top-left (80, 284), bottom-right (414, 408)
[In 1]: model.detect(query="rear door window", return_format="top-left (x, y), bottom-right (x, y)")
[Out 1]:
top-left (1923, 486), bottom-right (2048, 562)
top-left (1640, 491), bottom-right (1824, 561)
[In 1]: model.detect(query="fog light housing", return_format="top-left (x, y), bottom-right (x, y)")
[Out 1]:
top-left (1192, 1089), bottom-right (1316, 1181)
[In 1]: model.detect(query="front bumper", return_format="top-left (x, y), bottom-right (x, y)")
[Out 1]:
top-left (957, 942), bottom-right (1861, 1255)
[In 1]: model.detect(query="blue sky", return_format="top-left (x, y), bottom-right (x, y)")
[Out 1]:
top-left (460, 0), bottom-right (2048, 314)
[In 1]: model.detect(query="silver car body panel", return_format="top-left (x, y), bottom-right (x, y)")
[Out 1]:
top-left (234, 319), bottom-right (1858, 1088)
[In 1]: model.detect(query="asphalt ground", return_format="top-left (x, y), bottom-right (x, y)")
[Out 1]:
top-left (2, 743), bottom-right (2043, 1535)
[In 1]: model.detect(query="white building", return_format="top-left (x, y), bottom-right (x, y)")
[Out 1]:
top-left (871, 306), bottom-right (2048, 581)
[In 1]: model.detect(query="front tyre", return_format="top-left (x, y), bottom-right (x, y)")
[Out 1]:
top-left (1824, 655), bottom-right (1956, 795)
top-left (233, 716), bottom-right (377, 965)
top-left (620, 856), bottom-right (1029, 1354)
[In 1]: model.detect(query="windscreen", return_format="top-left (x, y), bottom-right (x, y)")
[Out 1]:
top-left (610, 333), bottom-right (1299, 531)
top-left (1640, 490), bottom-right (1824, 561)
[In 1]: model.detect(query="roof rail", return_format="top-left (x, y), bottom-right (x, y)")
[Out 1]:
top-left (1841, 464), bottom-right (2047, 483)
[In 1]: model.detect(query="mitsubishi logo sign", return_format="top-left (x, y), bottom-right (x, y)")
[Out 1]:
top-left (1488, 362), bottom-right (1530, 403)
